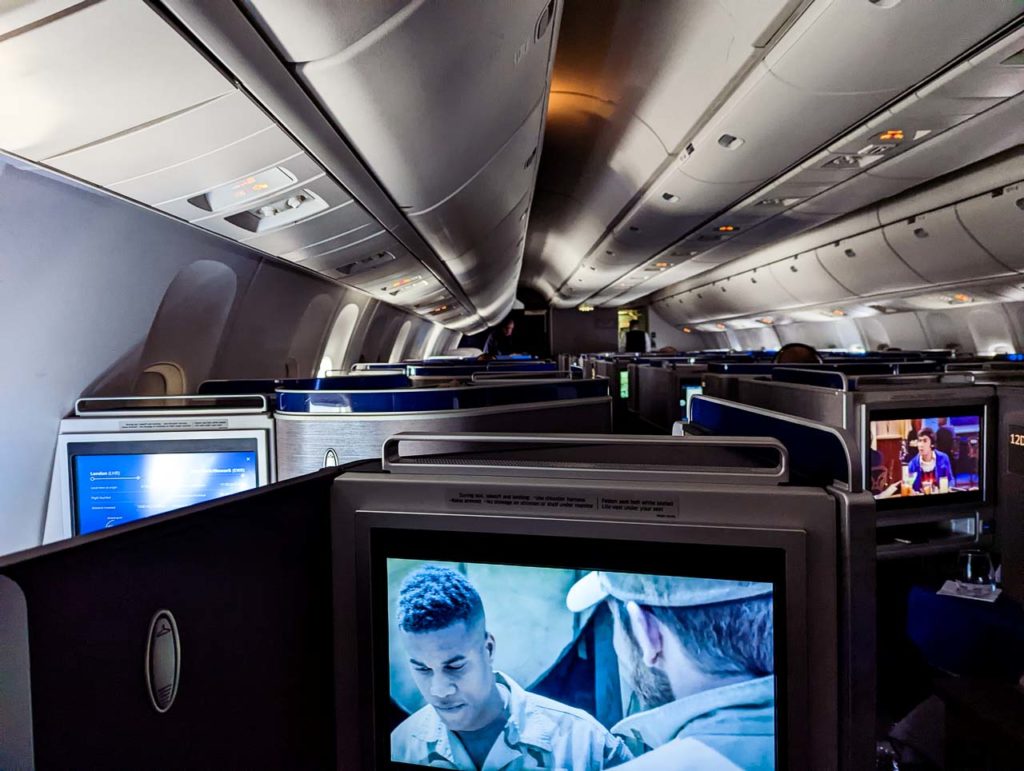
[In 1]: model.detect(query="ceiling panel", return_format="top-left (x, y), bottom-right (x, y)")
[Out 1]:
top-left (0, 0), bottom-right (231, 160)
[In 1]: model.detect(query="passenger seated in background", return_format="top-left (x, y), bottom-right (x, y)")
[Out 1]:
top-left (483, 317), bottom-right (516, 356)
top-left (392, 565), bottom-right (633, 770)
top-left (567, 572), bottom-right (775, 770)
top-left (623, 320), bottom-right (648, 353)
top-left (772, 342), bottom-right (822, 364)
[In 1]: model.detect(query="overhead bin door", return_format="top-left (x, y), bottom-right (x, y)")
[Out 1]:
top-left (767, 252), bottom-right (852, 305)
top-left (957, 181), bottom-right (1024, 271)
top-left (288, 0), bottom-right (554, 212)
top-left (881, 206), bottom-right (1014, 284)
top-left (816, 230), bottom-right (927, 296)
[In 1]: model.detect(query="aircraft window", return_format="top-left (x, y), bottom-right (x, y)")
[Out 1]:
top-left (135, 362), bottom-right (185, 396)
top-left (138, 261), bottom-right (237, 390)
top-left (322, 303), bottom-right (360, 370)
top-left (389, 320), bottom-right (413, 363)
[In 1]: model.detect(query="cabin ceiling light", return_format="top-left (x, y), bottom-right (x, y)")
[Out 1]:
top-left (577, 304), bottom-right (594, 312)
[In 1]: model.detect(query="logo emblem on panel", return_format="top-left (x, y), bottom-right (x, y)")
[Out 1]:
top-left (323, 448), bottom-right (339, 467)
top-left (145, 610), bottom-right (180, 713)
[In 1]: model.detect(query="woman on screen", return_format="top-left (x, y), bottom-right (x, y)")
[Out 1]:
top-left (907, 427), bottom-right (953, 493)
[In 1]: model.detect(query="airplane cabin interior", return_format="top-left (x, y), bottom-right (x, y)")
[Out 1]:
top-left (2, 1), bottom-right (1024, 768)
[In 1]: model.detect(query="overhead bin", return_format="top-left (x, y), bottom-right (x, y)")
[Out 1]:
top-left (816, 228), bottom-right (927, 296)
top-left (734, 267), bottom-right (802, 311)
top-left (289, 0), bottom-right (555, 211)
top-left (0, 0), bottom-right (231, 160)
top-left (682, 64), bottom-right (884, 186)
top-left (957, 180), bottom-right (1024, 270)
top-left (881, 206), bottom-right (1014, 285)
top-left (409, 101), bottom-right (544, 261)
top-left (240, 0), bottom-right (418, 63)
top-left (768, 252), bottom-right (852, 306)
top-left (763, 0), bottom-right (1021, 95)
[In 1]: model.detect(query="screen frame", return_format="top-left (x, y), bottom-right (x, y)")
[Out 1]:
top-left (865, 403), bottom-right (989, 511)
top-left (57, 430), bottom-right (271, 537)
top-left (342, 510), bottom-right (811, 771)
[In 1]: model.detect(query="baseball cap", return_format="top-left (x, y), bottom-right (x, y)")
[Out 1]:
top-left (565, 570), bottom-right (772, 613)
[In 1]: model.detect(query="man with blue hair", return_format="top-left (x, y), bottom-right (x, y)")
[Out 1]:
top-left (567, 571), bottom-right (776, 770)
top-left (391, 564), bottom-right (633, 770)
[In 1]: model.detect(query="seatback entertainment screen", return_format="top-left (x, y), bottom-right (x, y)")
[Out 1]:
top-left (868, 407), bottom-right (983, 509)
top-left (376, 530), bottom-right (782, 770)
top-left (69, 439), bottom-right (259, 534)
top-left (680, 383), bottom-right (704, 420)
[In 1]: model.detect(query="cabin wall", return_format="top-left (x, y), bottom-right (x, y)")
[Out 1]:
top-left (549, 308), bottom-right (619, 354)
top-left (647, 306), bottom-right (715, 351)
top-left (0, 155), bottom-right (422, 555)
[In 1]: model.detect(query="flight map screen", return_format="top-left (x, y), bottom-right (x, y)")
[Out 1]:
top-left (73, 449), bottom-right (258, 534)
top-left (383, 555), bottom-right (777, 770)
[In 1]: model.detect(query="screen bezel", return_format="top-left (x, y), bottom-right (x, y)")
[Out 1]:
top-left (59, 430), bottom-right (270, 536)
top-left (866, 404), bottom-right (987, 511)
top-left (350, 511), bottom-right (806, 771)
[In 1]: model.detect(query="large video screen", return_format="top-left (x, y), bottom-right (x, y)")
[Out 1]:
top-left (70, 441), bottom-right (259, 534)
top-left (377, 533), bottom-right (780, 770)
top-left (868, 408), bottom-right (983, 508)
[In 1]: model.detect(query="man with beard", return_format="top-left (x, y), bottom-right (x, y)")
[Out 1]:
top-left (566, 572), bottom-right (776, 770)
top-left (392, 565), bottom-right (633, 770)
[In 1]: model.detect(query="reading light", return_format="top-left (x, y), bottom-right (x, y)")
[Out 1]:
top-left (577, 304), bottom-right (594, 312)
top-left (715, 323), bottom-right (727, 331)
top-left (878, 129), bottom-right (904, 141)
top-left (683, 327), bottom-right (693, 334)
top-left (829, 308), bottom-right (847, 317)
top-left (758, 317), bottom-right (774, 325)
top-left (952, 292), bottom-right (973, 304)
top-left (655, 261), bottom-right (671, 268)
top-left (717, 225), bottom-right (738, 233)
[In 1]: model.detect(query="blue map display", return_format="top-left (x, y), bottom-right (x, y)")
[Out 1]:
top-left (74, 451), bottom-right (257, 534)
